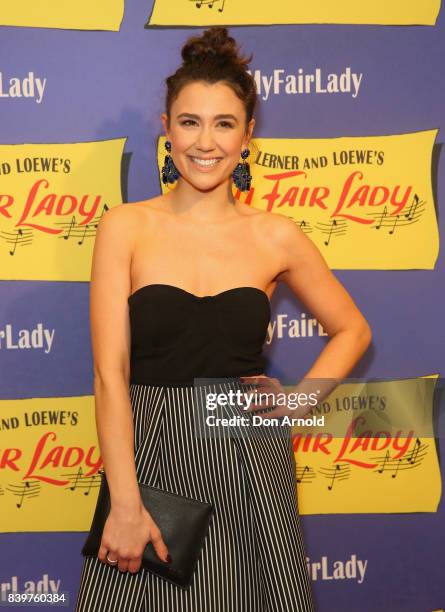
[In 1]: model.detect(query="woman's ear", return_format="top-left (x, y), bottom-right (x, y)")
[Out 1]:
top-left (244, 117), bottom-right (255, 149)
top-left (161, 112), bottom-right (169, 137)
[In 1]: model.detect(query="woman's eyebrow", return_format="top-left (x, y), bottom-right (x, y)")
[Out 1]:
top-left (177, 112), bottom-right (238, 122)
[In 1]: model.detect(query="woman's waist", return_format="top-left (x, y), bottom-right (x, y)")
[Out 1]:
top-left (129, 371), bottom-right (264, 389)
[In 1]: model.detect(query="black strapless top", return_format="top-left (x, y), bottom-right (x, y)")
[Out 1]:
top-left (128, 284), bottom-right (271, 386)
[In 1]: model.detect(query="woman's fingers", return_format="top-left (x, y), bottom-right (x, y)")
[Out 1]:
top-left (127, 555), bottom-right (143, 574)
top-left (240, 376), bottom-right (284, 412)
top-left (149, 522), bottom-right (171, 564)
top-left (96, 511), bottom-right (171, 574)
top-left (117, 557), bottom-right (129, 573)
top-left (98, 542), bottom-right (113, 565)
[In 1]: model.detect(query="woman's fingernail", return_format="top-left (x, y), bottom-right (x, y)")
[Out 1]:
top-left (166, 554), bottom-right (172, 563)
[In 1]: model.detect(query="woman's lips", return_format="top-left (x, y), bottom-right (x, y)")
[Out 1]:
top-left (188, 156), bottom-right (223, 171)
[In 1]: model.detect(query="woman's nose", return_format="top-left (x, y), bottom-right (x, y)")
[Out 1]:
top-left (195, 128), bottom-right (216, 150)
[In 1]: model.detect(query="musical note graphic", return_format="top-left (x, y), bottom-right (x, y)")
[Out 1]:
top-left (6, 481), bottom-right (41, 508)
top-left (59, 215), bottom-right (94, 244)
top-left (404, 193), bottom-right (420, 221)
top-left (389, 214), bottom-right (399, 235)
top-left (407, 437), bottom-right (422, 464)
top-left (291, 218), bottom-right (314, 234)
top-left (77, 223), bottom-right (92, 245)
top-left (96, 203), bottom-right (110, 221)
top-left (376, 451), bottom-right (400, 478)
top-left (193, 0), bottom-right (226, 12)
top-left (296, 464), bottom-right (315, 484)
top-left (0, 227), bottom-right (33, 255)
top-left (375, 205), bottom-right (388, 229)
top-left (319, 464), bottom-right (351, 490)
top-left (373, 438), bottom-right (426, 478)
top-left (316, 219), bottom-right (347, 246)
top-left (63, 216), bottom-right (77, 240)
top-left (370, 194), bottom-right (425, 233)
top-left (65, 467), bottom-right (102, 496)
top-left (56, 203), bottom-right (109, 244)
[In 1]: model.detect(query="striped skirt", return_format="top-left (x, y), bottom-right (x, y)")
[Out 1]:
top-left (75, 380), bottom-right (316, 611)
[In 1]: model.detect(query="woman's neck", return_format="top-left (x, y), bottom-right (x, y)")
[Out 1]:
top-left (162, 178), bottom-right (240, 224)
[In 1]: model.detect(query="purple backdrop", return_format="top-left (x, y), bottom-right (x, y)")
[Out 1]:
top-left (0, 1), bottom-right (444, 610)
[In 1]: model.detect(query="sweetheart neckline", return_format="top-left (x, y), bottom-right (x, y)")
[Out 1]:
top-left (128, 283), bottom-right (271, 304)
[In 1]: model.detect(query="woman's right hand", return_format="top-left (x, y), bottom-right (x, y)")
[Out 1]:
top-left (98, 504), bottom-right (171, 574)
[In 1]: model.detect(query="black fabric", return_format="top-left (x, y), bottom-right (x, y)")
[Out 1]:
top-left (128, 284), bottom-right (270, 385)
top-left (75, 286), bottom-right (317, 611)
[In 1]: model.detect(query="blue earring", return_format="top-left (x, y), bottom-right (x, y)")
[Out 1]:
top-left (232, 148), bottom-right (252, 192)
top-left (161, 140), bottom-right (180, 185)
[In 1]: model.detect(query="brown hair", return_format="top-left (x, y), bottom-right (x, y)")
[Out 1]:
top-left (165, 27), bottom-right (257, 132)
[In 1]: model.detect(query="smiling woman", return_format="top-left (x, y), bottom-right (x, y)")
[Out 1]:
top-left (158, 27), bottom-right (257, 194)
top-left (161, 83), bottom-right (253, 186)
top-left (74, 25), bottom-right (371, 612)
top-left (73, 27), bottom-right (319, 612)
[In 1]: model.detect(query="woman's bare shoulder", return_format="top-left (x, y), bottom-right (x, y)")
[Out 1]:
top-left (241, 205), bottom-right (297, 238)
top-left (117, 194), bottom-right (168, 217)
top-left (91, 198), bottom-right (163, 261)
top-left (101, 196), bottom-right (166, 236)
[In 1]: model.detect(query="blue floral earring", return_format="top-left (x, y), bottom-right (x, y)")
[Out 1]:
top-left (161, 140), bottom-right (181, 185)
top-left (232, 148), bottom-right (252, 192)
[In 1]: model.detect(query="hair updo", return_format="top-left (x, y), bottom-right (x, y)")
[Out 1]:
top-left (165, 27), bottom-right (257, 132)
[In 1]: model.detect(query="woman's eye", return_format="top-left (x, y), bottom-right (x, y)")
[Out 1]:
top-left (179, 119), bottom-right (234, 128)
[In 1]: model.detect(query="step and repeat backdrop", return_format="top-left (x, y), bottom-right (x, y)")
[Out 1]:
top-left (1, 1), bottom-right (444, 611)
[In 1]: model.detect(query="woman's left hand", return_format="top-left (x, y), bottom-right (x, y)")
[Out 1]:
top-left (239, 374), bottom-right (297, 421)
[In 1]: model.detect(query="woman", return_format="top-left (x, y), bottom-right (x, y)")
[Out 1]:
top-left (75, 27), bottom-right (371, 612)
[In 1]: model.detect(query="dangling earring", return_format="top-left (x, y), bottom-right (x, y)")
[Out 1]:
top-left (161, 140), bottom-right (181, 185)
top-left (232, 148), bottom-right (252, 192)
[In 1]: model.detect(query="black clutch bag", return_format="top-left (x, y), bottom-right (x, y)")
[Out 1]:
top-left (81, 469), bottom-right (215, 589)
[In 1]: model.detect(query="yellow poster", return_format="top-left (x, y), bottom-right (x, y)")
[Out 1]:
top-left (158, 130), bottom-right (440, 269)
top-left (0, 138), bottom-right (126, 281)
top-left (292, 376), bottom-right (442, 514)
top-left (147, 0), bottom-right (441, 26)
top-left (0, 395), bottom-right (101, 532)
top-left (0, 0), bottom-right (124, 31)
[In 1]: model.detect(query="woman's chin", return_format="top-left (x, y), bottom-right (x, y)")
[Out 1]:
top-left (180, 172), bottom-right (228, 192)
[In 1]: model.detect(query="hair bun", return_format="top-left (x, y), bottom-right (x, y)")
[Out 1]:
top-left (181, 27), bottom-right (240, 66)
top-left (165, 27), bottom-right (257, 129)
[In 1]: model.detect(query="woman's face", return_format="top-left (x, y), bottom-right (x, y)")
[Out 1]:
top-left (161, 80), bottom-right (255, 190)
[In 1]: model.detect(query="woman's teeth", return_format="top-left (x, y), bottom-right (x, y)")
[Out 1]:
top-left (190, 157), bottom-right (221, 167)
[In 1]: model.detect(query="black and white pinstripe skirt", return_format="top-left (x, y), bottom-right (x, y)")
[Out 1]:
top-left (75, 380), bottom-right (316, 611)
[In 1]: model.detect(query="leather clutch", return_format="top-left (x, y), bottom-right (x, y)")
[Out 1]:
top-left (81, 469), bottom-right (215, 589)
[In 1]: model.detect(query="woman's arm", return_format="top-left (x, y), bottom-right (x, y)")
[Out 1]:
top-left (271, 214), bottom-right (372, 412)
top-left (89, 204), bottom-right (170, 573)
top-left (89, 205), bottom-right (141, 512)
